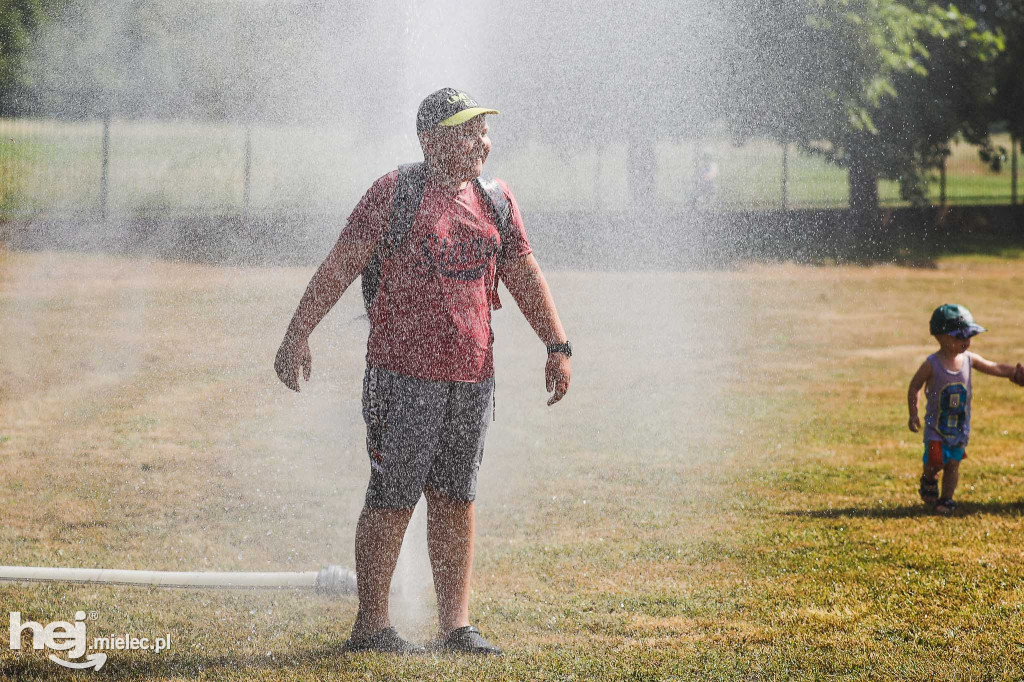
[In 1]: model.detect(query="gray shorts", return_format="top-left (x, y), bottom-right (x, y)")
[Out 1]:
top-left (362, 366), bottom-right (494, 509)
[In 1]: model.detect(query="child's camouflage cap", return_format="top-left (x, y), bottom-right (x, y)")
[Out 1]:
top-left (930, 303), bottom-right (987, 339)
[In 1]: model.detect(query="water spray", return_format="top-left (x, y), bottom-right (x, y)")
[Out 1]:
top-left (0, 564), bottom-right (356, 596)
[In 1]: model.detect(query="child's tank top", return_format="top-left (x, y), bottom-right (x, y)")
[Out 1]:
top-left (924, 352), bottom-right (972, 446)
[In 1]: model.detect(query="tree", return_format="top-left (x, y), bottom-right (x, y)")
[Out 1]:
top-left (989, 4), bottom-right (1024, 144)
top-left (724, 0), bottom-right (1002, 220)
top-left (0, 0), bottom-right (45, 115)
top-left (962, 1), bottom-right (1024, 176)
top-left (871, 3), bottom-right (1002, 204)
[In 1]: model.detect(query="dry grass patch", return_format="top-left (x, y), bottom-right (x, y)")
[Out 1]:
top-left (4, 251), bottom-right (1024, 679)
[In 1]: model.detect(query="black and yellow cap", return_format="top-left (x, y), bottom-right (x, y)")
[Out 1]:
top-left (416, 88), bottom-right (499, 134)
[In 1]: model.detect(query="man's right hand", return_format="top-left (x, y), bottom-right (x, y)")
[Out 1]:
top-left (908, 414), bottom-right (921, 433)
top-left (275, 334), bottom-right (312, 392)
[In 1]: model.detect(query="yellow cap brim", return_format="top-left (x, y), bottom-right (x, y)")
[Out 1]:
top-left (439, 107), bottom-right (500, 127)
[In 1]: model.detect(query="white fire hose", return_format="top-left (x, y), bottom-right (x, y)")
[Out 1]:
top-left (0, 565), bottom-right (356, 595)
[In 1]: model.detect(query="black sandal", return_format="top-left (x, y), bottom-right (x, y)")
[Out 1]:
top-left (935, 498), bottom-right (957, 514)
top-left (919, 475), bottom-right (939, 504)
top-left (341, 626), bottom-right (425, 654)
top-left (433, 625), bottom-right (502, 655)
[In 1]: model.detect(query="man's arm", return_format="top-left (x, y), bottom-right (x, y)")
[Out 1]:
top-left (500, 253), bottom-right (571, 406)
top-left (907, 360), bottom-right (932, 432)
top-left (969, 352), bottom-right (1024, 384)
top-left (274, 232), bottom-right (378, 391)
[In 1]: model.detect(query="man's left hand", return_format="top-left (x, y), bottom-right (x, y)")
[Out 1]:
top-left (545, 353), bottom-right (571, 406)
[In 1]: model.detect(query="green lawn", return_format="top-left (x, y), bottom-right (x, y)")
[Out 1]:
top-left (1, 119), bottom-right (1019, 217)
top-left (4, 246), bottom-right (1024, 679)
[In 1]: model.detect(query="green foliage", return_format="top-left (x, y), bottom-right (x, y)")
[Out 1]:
top-left (726, 0), bottom-right (1004, 211)
top-left (0, 0), bottom-right (45, 115)
top-left (961, 0), bottom-right (1024, 158)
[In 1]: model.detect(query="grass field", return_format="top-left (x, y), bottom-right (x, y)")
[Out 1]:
top-left (4, 244), bottom-right (1024, 680)
top-left (1, 118), bottom-right (1019, 216)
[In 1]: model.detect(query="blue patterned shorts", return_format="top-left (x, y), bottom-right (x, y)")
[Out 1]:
top-left (923, 440), bottom-right (966, 467)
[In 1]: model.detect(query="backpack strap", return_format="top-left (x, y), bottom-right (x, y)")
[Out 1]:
top-left (473, 174), bottom-right (511, 260)
top-left (361, 163), bottom-right (426, 311)
top-left (473, 174), bottom-right (512, 310)
top-left (361, 166), bottom-right (511, 312)
top-left (385, 162), bottom-right (427, 256)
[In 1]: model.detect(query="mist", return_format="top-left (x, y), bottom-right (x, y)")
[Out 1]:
top-left (28, 2), bottom-right (731, 127)
top-left (9, 0), bottom-right (753, 256)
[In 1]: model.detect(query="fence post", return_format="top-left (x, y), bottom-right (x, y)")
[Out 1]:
top-left (781, 142), bottom-right (789, 211)
top-left (1012, 133), bottom-right (1018, 207)
top-left (100, 115), bottom-right (111, 221)
top-left (939, 155), bottom-right (947, 206)
top-left (243, 125), bottom-right (252, 222)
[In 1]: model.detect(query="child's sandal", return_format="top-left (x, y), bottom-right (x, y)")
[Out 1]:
top-left (934, 498), bottom-right (957, 514)
top-left (919, 475), bottom-right (939, 504)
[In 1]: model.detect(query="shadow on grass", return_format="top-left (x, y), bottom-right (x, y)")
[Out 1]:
top-left (0, 644), bottom-right (381, 681)
top-left (0, 644), bottom-right (516, 681)
top-left (786, 499), bottom-right (1024, 519)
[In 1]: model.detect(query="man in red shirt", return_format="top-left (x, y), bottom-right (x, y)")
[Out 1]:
top-left (274, 88), bottom-right (572, 654)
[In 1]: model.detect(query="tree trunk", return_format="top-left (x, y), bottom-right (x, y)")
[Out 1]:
top-left (845, 147), bottom-right (881, 260)
top-left (848, 155), bottom-right (879, 215)
top-left (848, 150), bottom-right (879, 221)
top-left (627, 135), bottom-right (657, 210)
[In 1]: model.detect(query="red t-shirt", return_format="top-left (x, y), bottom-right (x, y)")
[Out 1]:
top-left (342, 170), bottom-right (532, 382)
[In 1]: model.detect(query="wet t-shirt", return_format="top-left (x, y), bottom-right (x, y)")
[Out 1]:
top-left (342, 170), bottom-right (532, 382)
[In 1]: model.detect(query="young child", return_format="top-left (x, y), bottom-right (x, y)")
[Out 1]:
top-left (908, 304), bottom-right (1024, 513)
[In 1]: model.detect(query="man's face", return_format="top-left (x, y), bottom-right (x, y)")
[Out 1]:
top-left (422, 115), bottom-right (491, 183)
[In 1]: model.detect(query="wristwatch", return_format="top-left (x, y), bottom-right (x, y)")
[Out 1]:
top-left (546, 341), bottom-right (572, 357)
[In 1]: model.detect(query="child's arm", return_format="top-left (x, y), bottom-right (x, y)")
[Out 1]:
top-left (968, 353), bottom-right (1024, 385)
top-left (907, 360), bottom-right (932, 432)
